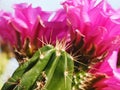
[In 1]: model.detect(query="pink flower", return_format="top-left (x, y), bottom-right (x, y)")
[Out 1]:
top-left (11, 3), bottom-right (51, 46)
top-left (0, 3), bottom-right (69, 55)
top-left (62, 0), bottom-right (120, 58)
top-left (0, 11), bottom-right (17, 46)
top-left (12, 3), bottom-right (69, 48)
top-left (90, 51), bottom-right (120, 90)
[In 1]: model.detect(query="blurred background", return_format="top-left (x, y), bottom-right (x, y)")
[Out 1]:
top-left (0, 0), bottom-right (120, 89)
top-left (0, 0), bottom-right (120, 12)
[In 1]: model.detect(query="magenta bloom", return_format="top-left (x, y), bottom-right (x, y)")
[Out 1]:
top-left (13, 3), bottom-right (69, 47)
top-left (90, 51), bottom-right (120, 90)
top-left (62, 1), bottom-right (120, 89)
top-left (0, 11), bottom-right (17, 46)
top-left (0, 3), bottom-right (69, 55)
top-left (62, 0), bottom-right (120, 58)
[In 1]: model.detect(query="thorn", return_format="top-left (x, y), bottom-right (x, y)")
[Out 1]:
top-left (64, 70), bottom-right (68, 88)
top-left (39, 50), bottom-right (44, 59)
top-left (40, 54), bottom-right (44, 59)
top-left (56, 50), bottom-right (61, 56)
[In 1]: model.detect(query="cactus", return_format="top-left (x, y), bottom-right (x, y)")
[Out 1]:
top-left (2, 44), bottom-right (74, 90)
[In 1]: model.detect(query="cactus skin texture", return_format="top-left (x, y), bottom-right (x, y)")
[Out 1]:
top-left (2, 44), bottom-right (74, 90)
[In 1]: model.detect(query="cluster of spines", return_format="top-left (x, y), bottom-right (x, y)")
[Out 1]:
top-left (72, 72), bottom-right (96, 90)
top-left (72, 71), bottom-right (105, 90)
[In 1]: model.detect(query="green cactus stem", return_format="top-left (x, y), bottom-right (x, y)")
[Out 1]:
top-left (2, 43), bottom-right (74, 90)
